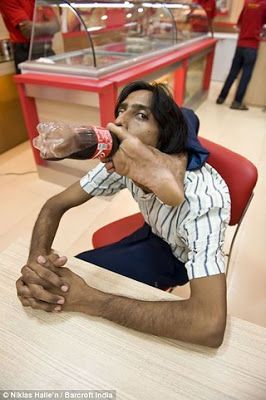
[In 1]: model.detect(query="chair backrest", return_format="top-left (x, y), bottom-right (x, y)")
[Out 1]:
top-left (92, 213), bottom-right (145, 249)
top-left (199, 137), bottom-right (258, 226)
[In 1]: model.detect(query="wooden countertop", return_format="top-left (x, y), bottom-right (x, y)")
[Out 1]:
top-left (0, 238), bottom-right (265, 399)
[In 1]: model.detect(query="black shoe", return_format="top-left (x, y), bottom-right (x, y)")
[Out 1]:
top-left (230, 101), bottom-right (249, 110)
top-left (216, 97), bottom-right (225, 104)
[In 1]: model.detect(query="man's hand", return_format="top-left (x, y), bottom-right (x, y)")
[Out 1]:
top-left (16, 253), bottom-right (69, 312)
top-left (104, 123), bottom-right (187, 206)
top-left (39, 264), bottom-right (104, 315)
top-left (17, 255), bottom-right (104, 315)
top-left (19, 20), bottom-right (33, 39)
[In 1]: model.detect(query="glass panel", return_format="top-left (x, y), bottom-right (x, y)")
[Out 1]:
top-left (216, 0), bottom-right (231, 15)
top-left (185, 55), bottom-right (206, 103)
top-left (82, 3), bottom-right (176, 60)
top-left (29, 0), bottom-right (95, 66)
top-left (170, 3), bottom-right (209, 41)
top-left (25, 1), bottom-right (209, 77)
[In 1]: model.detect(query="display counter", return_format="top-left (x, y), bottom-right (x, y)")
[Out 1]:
top-left (211, 32), bottom-right (237, 82)
top-left (14, 1), bottom-right (217, 184)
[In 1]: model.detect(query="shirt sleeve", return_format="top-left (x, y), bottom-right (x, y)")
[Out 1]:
top-left (178, 165), bottom-right (231, 280)
top-left (80, 162), bottom-right (126, 196)
top-left (0, 0), bottom-right (30, 28)
top-left (180, 206), bottom-right (229, 280)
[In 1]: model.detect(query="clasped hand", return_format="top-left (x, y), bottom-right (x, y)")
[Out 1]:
top-left (16, 253), bottom-right (101, 315)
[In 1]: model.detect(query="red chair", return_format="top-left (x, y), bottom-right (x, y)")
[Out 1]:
top-left (92, 137), bottom-right (258, 277)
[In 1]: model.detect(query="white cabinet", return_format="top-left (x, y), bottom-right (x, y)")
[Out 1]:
top-left (212, 33), bottom-right (238, 82)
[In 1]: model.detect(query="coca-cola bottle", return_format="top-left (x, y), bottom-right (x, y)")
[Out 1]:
top-left (32, 122), bottom-right (120, 161)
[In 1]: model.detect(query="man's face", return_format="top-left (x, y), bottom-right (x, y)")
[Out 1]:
top-left (115, 90), bottom-right (160, 147)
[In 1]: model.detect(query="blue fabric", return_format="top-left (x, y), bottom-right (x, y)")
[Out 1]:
top-left (76, 223), bottom-right (188, 289)
top-left (219, 46), bottom-right (258, 103)
top-left (181, 107), bottom-right (209, 171)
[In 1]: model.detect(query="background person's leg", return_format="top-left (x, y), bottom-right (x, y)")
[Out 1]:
top-left (76, 224), bottom-right (188, 289)
top-left (217, 47), bottom-right (243, 103)
top-left (13, 44), bottom-right (30, 74)
top-left (233, 47), bottom-right (258, 105)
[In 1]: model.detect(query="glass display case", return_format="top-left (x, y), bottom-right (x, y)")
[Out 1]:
top-left (15, 1), bottom-right (216, 183)
top-left (216, 0), bottom-right (231, 15)
top-left (20, 0), bottom-right (209, 77)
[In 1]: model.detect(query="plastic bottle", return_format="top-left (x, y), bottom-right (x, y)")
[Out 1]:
top-left (32, 122), bottom-right (120, 160)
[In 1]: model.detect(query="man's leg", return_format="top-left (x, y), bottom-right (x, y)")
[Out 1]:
top-left (217, 47), bottom-right (243, 103)
top-left (76, 224), bottom-right (188, 289)
top-left (232, 47), bottom-right (258, 106)
top-left (13, 43), bottom-right (30, 74)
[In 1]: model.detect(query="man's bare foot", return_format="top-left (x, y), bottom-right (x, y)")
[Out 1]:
top-left (105, 126), bottom-right (187, 206)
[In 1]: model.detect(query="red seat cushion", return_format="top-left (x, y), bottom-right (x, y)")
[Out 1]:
top-left (92, 213), bottom-right (144, 249)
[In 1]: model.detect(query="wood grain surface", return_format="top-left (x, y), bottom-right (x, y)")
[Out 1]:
top-left (0, 239), bottom-right (265, 399)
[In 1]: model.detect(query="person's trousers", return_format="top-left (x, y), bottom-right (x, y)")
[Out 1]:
top-left (13, 43), bottom-right (55, 74)
top-left (76, 223), bottom-right (188, 290)
top-left (218, 46), bottom-right (258, 103)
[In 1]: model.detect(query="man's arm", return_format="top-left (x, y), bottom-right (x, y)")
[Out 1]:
top-left (17, 181), bottom-right (92, 308)
top-left (86, 273), bottom-right (227, 348)
top-left (28, 181), bottom-right (92, 261)
top-left (22, 264), bottom-right (226, 347)
top-left (19, 17), bottom-right (60, 39)
top-left (18, 181), bottom-right (93, 296)
top-left (0, 0), bottom-right (29, 30)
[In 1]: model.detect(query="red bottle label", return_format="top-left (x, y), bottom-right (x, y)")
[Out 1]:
top-left (91, 127), bottom-right (113, 160)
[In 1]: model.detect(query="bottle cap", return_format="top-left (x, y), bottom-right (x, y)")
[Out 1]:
top-left (91, 127), bottom-right (113, 160)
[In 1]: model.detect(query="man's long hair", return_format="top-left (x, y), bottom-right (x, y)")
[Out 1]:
top-left (115, 80), bottom-right (188, 155)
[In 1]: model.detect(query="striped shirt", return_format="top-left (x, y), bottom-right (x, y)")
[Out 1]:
top-left (80, 163), bottom-right (231, 280)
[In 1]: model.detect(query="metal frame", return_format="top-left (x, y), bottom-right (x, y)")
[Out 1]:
top-left (225, 193), bottom-right (254, 277)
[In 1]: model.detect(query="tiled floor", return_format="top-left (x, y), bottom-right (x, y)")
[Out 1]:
top-left (0, 81), bottom-right (265, 327)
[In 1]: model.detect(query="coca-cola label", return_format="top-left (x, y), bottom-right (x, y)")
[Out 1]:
top-left (91, 127), bottom-right (113, 160)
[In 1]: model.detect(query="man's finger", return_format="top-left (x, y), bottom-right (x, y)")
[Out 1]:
top-left (53, 256), bottom-right (68, 267)
top-left (27, 263), bottom-right (69, 292)
top-left (37, 254), bottom-right (67, 268)
top-left (104, 161), bottom-right (115, 173)
top-left (16, 277), bottom-right (31, 297)
top-left (18, 295), bottom-right (31, 307)
top-left (21, 265), bottom-right (46, 285)
top-left (37, 255), bottom-right (59, 271)
top-left (28, 284), bottom-right (65, 305)
top-left (106, 122), bottom-right (128, 142)
top-left (27, 297), bottom-right (62, 313)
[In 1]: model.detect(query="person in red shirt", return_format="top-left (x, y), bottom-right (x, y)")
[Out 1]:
top-left (188, 0), bottom-right (216, 35)
top-left (216, 0), bottom-right (266, 110)
top-left (193, 0), bottom-right (217, 20)
top-left (0, 0), bottom-right (59, 73)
